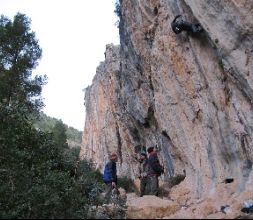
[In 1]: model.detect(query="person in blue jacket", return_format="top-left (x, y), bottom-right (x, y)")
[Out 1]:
top-left (103, 152), bottom-right (118, 204)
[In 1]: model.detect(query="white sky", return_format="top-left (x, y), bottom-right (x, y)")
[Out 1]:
top-left (0, 0), bottom-right (120, 131)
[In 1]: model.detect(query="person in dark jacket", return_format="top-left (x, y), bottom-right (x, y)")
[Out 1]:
top-left (138, 151), bottom-right (150, 197)
top-left (171, 14), bottom-right (203, 35)
top-left (147, 146), bottom-right (164, 196)
top-left (103, 152), bottom-right (118, 204)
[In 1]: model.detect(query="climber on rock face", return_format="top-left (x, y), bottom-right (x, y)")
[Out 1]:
top-left (171, 14), bottom-right (203, 35)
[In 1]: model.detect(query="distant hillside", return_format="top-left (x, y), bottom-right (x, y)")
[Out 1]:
top-left (35, 112), bottom-right (82, 148)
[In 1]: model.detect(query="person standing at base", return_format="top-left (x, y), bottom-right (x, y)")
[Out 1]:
top-left (103, 152), bottom-right (118, 204)
top-left (138, 151), bottom-right (150, 197)
top-left (147, 146), bottom-right (164, 196)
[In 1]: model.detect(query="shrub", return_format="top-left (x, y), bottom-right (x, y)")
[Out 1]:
top-left (117, 176), bottom-right (136, 193)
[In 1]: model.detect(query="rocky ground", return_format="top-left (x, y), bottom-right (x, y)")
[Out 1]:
top-left (90, 179), bottom-right (253, 219)
top-left (126, 180), bottom-right (253, 219)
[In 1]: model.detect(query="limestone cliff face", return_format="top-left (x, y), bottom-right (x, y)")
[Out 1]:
top-left (81, 0), bottom-right (253, 201)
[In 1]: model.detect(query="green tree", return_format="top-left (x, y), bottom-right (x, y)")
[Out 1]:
top-left (0, 13), bottom-right (47, 113)
top-left (0, 12), bottom-right (49, 218)
top-left (34, 112), bottom-right (83, 147)
top-left (52, 119), bottom-right (68, 150)
top-left (0, 13), bottom-right (105, 219)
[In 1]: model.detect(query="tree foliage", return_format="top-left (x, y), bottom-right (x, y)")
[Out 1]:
top-left (34, 112), bottom-right (83, 146)
top-left (51, 119), bottom-right (68, 150)
top-left (0, 13), bottom-right (47, 113)
top-left (0, 13), bottom-right (103, 219)
top-left (114, 0), bottom-right (122, 28)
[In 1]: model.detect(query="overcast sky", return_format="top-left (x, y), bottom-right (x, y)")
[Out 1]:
top-left (0, 0), bottom-right (120, 131)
